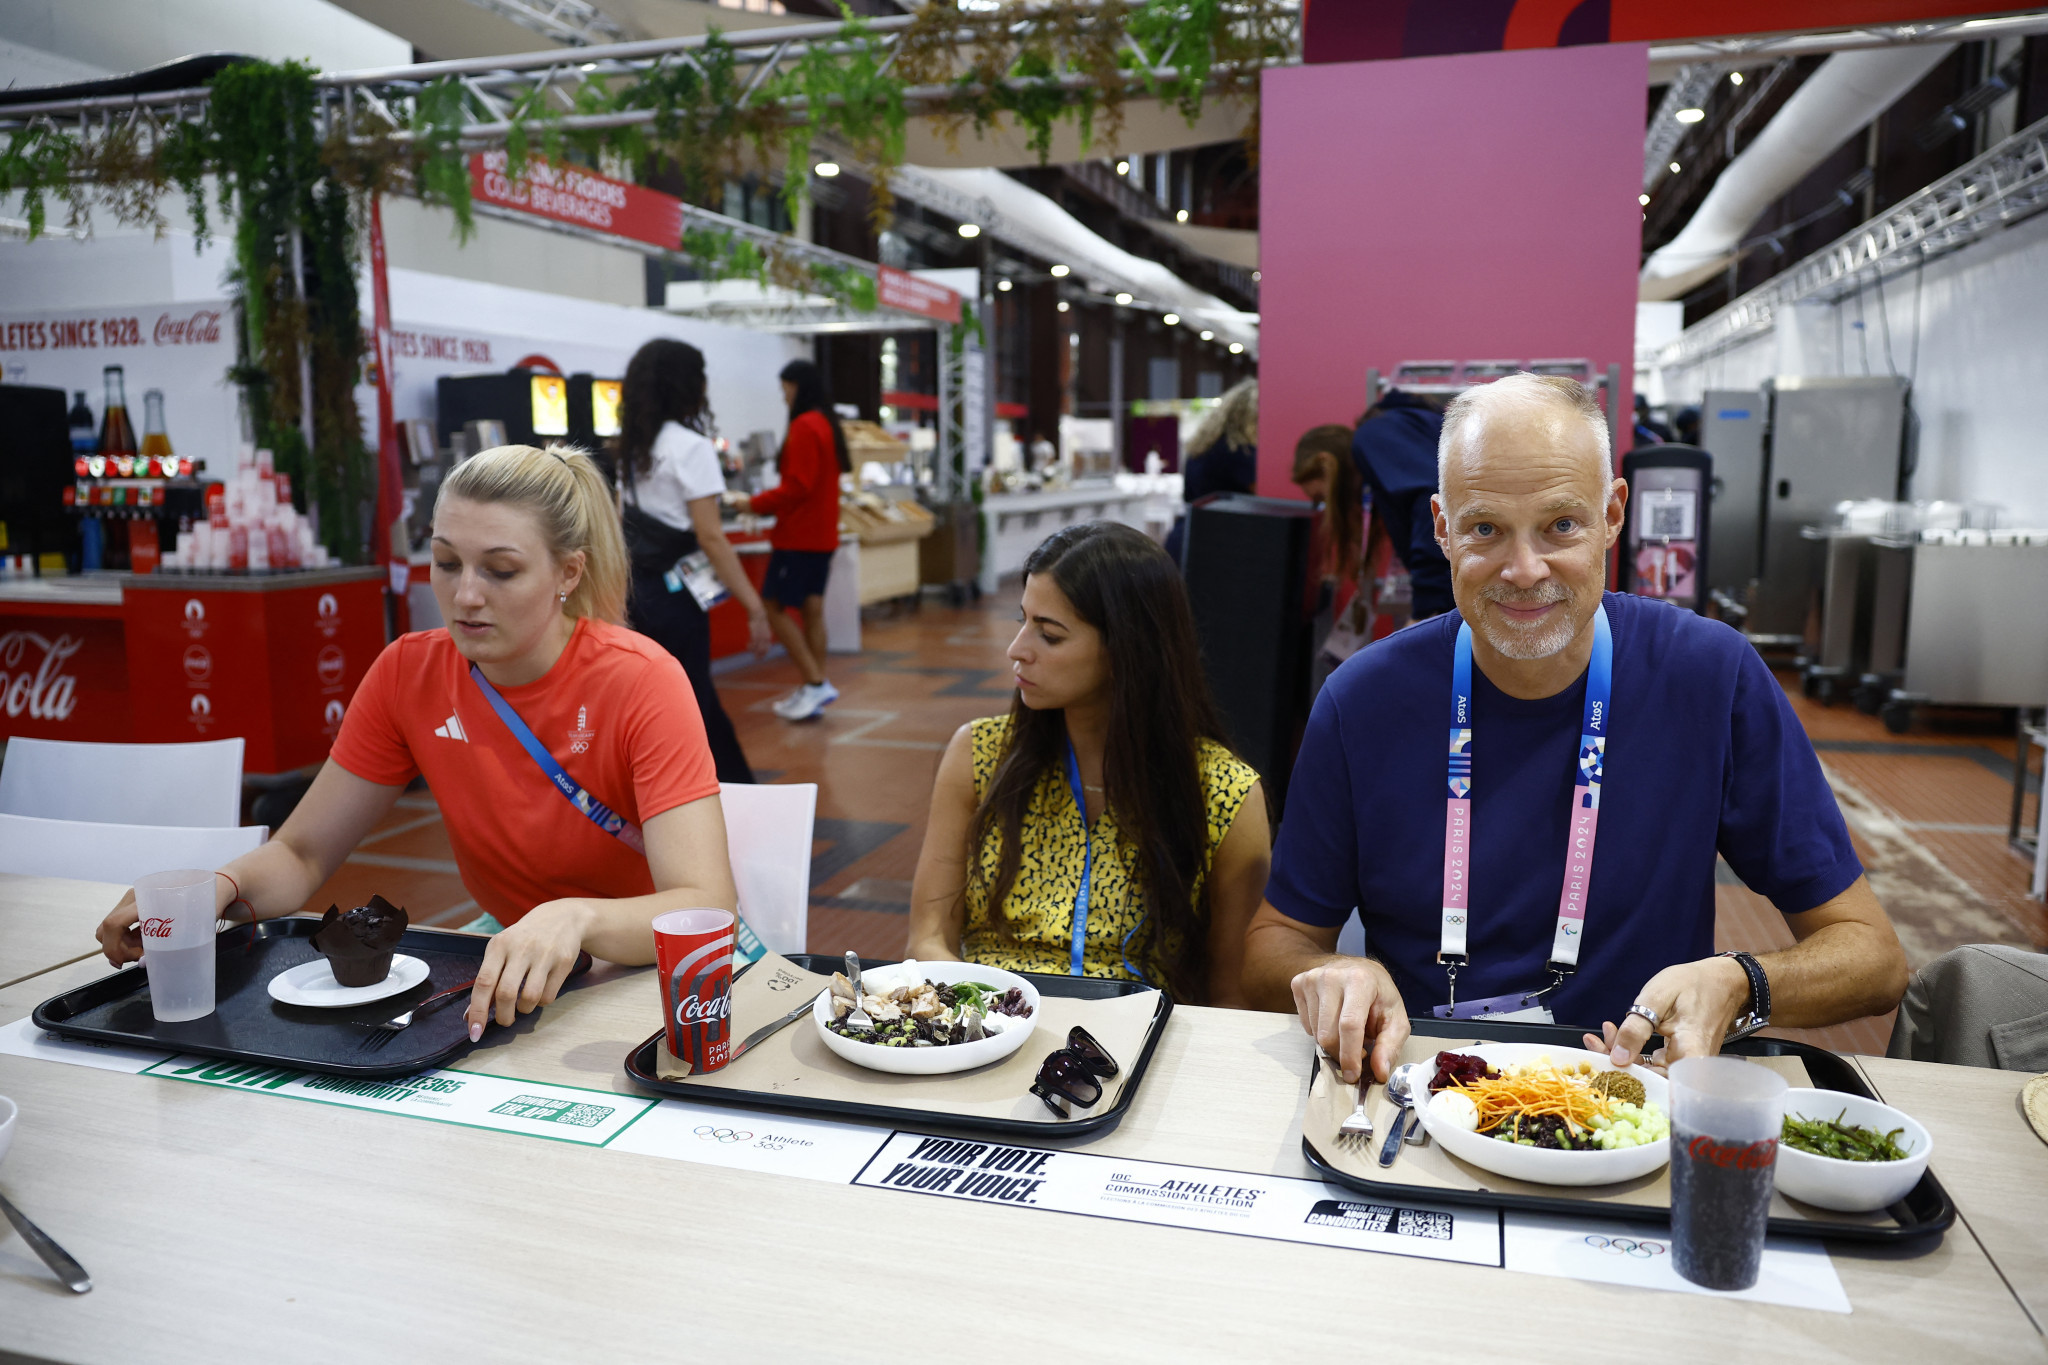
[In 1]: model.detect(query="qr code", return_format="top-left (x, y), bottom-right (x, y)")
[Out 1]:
top-left (548, 1103), bottom-right (614, 1128)
top-left (1650, 503), bottom-right (1688, 537)
top-left (1395, 1209), bottom-right (1454, 1240)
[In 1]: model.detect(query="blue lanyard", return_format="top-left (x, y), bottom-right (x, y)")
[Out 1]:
top-left (468, 664), bottom-right (647, 855)
top-left (1063, 739), bottom-right (1093, 976)
top-left (1440, 603), bottom-right (1613, 1000)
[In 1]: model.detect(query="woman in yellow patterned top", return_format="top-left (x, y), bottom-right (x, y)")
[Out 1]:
top-left (907, 522), bottom-right (1270, 1004)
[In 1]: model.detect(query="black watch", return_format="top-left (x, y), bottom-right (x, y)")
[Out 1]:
top-left (1719, 950), bottom-right (1771, 1040)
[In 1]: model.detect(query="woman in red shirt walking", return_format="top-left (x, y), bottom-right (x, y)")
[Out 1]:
top-left (740, 359), bottom-right (850, 722)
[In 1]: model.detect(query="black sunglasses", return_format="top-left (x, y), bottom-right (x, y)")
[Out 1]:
top-left (1028, 1025), bottom-right (1121, 1117)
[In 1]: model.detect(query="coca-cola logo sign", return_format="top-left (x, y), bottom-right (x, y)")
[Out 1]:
top-left (153, 309), bottom-right (224, 346)
top-left (0, 631), bottom-right (81, 721)
top-left (675, 992), bottom-right (732, 1026)
top-left (1686, 1135), bottom-right (1779, 1170)
top-left (316, 644), bottom-right (346, 687)
top-left (141, 917), bottom-right (175, 939)
top-left (182, 644), bottom-right (212, 681)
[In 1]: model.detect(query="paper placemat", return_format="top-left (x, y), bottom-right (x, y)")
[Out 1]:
top-left (653, 952), bottom-right (1163, 1125)
top-left (1304, 1035), bottom-right (1899, 1230)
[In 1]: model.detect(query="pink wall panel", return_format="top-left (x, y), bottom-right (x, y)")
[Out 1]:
top-left (1256, 43), bottom-right (1646, 497)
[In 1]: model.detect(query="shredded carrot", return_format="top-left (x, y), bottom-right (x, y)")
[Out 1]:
top-left (1448, 1062), bottom-right (1615, 1133)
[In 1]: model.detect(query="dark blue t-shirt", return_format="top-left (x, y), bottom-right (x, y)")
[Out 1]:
top-left (1265, 592), bottom-right (1862, 1029)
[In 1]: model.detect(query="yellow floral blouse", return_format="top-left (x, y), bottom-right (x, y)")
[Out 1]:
top-left (959, 714), bottom-right (1260, 989)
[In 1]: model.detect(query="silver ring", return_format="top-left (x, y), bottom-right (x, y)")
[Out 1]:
top-left (1626, 1003), bottom-right (1660, 1030)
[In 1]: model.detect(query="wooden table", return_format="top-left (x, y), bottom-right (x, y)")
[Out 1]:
top-left (1857, 1054), bottom-right (2048, 1334)
top-left (0, 884), bottom-right (2043, 1363)
top-left (0, 875), bottom-right (125, 990)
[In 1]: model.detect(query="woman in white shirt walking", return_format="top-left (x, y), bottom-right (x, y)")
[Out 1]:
top-left (617, 338), bottom-right (768, 783)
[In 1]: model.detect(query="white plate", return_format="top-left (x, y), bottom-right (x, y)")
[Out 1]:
top-left (267, 954), bottom-right (430, 1008)
top-left (812, 960), bottom-right (1040, 1075)
top-left (1417, 1042), bottom-right (1671, 1188)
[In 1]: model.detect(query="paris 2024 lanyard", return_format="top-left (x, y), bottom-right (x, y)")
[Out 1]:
top-left (1434, 603), bottom-right (1612, 1022)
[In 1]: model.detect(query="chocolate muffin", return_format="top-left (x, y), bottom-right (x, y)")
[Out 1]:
top-left (310, 895), bottom-right (409, 987)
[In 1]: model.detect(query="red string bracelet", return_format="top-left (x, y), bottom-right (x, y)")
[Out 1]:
top-left (215, 870), bottom-right (253, 921)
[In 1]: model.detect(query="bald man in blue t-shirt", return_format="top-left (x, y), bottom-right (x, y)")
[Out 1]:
top-left (1245, 374), bottom-right (1908, 1085)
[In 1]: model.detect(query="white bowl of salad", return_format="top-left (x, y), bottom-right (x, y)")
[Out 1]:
top-left (1419, 1043), bottom-right (1671, 1187)
top-left (1772, 1088), bottom-right (1931, 1213)
top-left (812, 959), bottom-right (1041, 1075)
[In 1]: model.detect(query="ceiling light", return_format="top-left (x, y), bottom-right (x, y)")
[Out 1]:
top-left (1251, 270), bottom-right (1261, 282)
top-left (1056, 301), bottom-right (1070, 312)
top-left (813, 161), bottom-right (840, 177)
top-left (1175, 209), bottom-right (1189, 222)
top-left (1049, 263), bottom-right (1069, 277)
top-left (1114, 291), bottom-right (1133, 305)
top-left (996, 279), bottom-right (1012, 292)
top-left (1116, 159), bottom-right (1130, 175)
top-left (1639, 193), bottom-right (1651, 206)
top-left (1228, 342), bottom-right (1244, 354)
top-left (1163, 313), bottom-right (1179, 326)
top-left (1675, 108), bottom-right (1705, 124)
top-left (958, 223), bottom-right (980, 238)
top-left (1730, 71), bottom-right (1744, 86)
top-left (1669, 161), bottom-right (1681, 174)
top-left (1199, 330), bottom-right (1213, 341)
top-left (580, 63), bottom-right (598, 72)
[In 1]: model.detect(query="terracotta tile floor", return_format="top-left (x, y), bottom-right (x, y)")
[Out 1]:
top-left (294, 597), bottom-right (2046, 1056)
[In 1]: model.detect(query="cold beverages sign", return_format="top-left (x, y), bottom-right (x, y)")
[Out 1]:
top-left (470, 151), bottom-right (683, 251)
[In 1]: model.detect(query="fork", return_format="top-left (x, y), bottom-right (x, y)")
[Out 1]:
top-left (354, 978), bottom-right (476, 1049)
top-left (842, 951), bottom-right (874, 1031)
top-left (1326, 1052), bottom-right (1374, 1143)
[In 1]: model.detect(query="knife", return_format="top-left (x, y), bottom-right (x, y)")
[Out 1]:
top-left (0, 1189), bottom-right (91, 1294)
top-left (669, 988), bottom-right (826, 1076)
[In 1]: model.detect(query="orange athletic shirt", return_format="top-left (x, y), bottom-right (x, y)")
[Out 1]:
top-left (329, 617), bottom-right (720, 925)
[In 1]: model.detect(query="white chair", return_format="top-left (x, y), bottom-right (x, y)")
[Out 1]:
top-left (0, 812), bottom-right (267, 886)
top-left (0, 737), bottom-right (245, 828)
top-left (719, 781), bottom-right (816, 956)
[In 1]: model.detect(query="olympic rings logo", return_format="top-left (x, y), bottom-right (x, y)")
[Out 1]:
top-left (693, 1125), bottom-right (753, 1143)
top-left (1583, 1235), bottom-right (1666, 1258)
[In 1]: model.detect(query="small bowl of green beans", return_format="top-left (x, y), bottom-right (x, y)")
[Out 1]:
top-left (1772, 1088), bottom-right (1932, 1213)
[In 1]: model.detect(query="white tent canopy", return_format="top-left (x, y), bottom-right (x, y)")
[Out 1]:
top-left (899, 165), bottom-right (1260, 354)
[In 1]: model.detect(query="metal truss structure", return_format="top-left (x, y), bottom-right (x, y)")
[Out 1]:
top-left (1657, 113), bottom-right (2048, 369)
top-left (462, 0), bottom-right (632, 47)
top-left (1643, 63), bottom-right (1723, 193)
top-left (1646, 8), bottom-right (2048, 63)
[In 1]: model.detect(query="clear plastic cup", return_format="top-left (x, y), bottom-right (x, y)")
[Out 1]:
top-left (134, 869), bottom-right (219, 1023)
top-left (1668, 1055), bottom-right (1788, 1290)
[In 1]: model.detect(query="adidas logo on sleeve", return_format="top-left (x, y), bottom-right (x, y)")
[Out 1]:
top-left (433, 713), bottom-right (468, 742)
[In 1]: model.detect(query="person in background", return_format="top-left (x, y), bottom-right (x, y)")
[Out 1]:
top-left (617, 338), bottom-right (767, 784)
top-left (906, 521), bottom-right (1271, 1005)
top-left (735, 358), bottom-right (849, 723)
top-left (1292, 423), bottom-right (1379, 691)
top-left (95, 444), bottom-right (740, 1039)
top-left (1164, 378), bottom-right (1257, 564)
top-left (1351, 388), bottom-right (1453, 620)
top-left (1633, 392), bottom-right (1673, 447)
top-left (1674, 405), bottom-right (1701, 447)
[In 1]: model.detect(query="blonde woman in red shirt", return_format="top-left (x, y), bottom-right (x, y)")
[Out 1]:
top-left (95, 444), bottom-right (739, 1040)
top-left (736, 359), bottom-right (850, 722)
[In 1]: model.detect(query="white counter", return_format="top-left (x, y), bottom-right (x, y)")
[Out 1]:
top-left (977, 479), bottom-right (1180, 590)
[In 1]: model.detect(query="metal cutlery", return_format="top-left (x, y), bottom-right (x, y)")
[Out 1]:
top-left (1328, 1053), bottom-right (1374, 1144)
top-left (354, 978), bottom-right (477, 1049)
top-left (0, 1189), bottom-right (90, 1294)
top-left (842, 951), bottom-right (874, 1032)
top-left (665, 988), bottom-right (827, 1077)
top-left (1378, 1061), bottom-right (1428, 1166)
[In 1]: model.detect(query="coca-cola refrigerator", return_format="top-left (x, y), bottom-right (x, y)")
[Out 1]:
top-left (0, 384), bottom-right (76, 568)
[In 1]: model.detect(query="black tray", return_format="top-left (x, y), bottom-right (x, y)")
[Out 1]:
top-left (1300, 1016), bottom-right (1956, 1244)
top-left (623, 954), bottom-right (1172, 1139)
top-left (32, 918), bottom-right (588, 1079)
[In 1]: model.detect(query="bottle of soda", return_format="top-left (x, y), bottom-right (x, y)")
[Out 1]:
top-left (68, 391), bottom-right (96, 455)
top-left (141, 388), bottom-right (175, 477)
top-left (99, 366), bottom-right (137, 458)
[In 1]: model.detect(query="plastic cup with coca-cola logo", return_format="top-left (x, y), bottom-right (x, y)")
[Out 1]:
top-left (133, 869), bottom-right (220, 1023)
top-left (1668, 1055), bottom-right (1789, 1291)
top-left (653, 908), bottom-right (735, 1074)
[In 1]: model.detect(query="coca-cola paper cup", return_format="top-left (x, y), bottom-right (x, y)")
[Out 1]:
top-left (654, 908), bottom-right (735, 1073)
